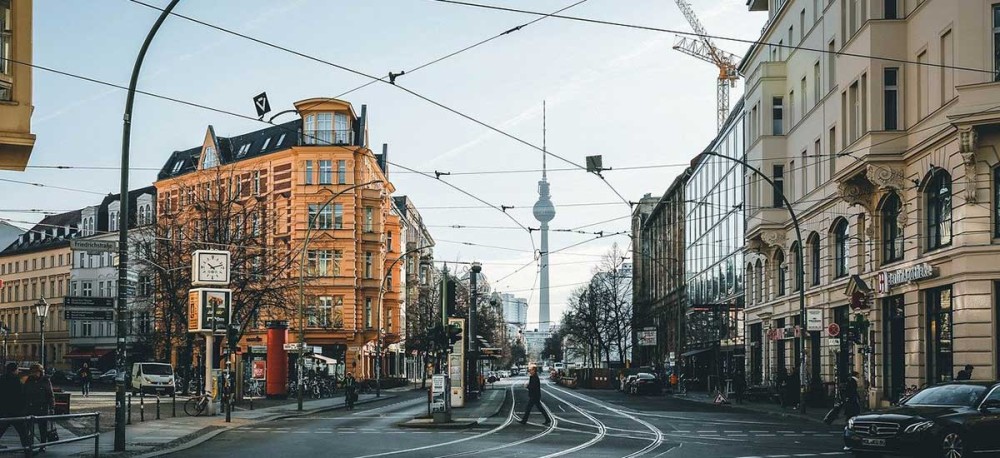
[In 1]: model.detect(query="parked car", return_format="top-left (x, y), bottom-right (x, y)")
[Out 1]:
top-left (843, 381), bottom-right (1000, 458)
top-left (629, 373), bottom-right (661, 395)
top-left (621, 375), bottom-right (638, 393)
top-left (97, 369), bottom-right (119, 385)
top-left (49, 369), bottom-right (76, 385)
top-left (130, 362), bottom-right (175, 395)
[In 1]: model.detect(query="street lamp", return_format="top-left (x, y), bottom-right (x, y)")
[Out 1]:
top-left (35, 297), bottom-right (50, 369)
top-left (375, 244), bottom-right (434, 398)
top-left (0, 323), bottom-right (9, 365)
top-left (297, 179), bottom-right (383, 411)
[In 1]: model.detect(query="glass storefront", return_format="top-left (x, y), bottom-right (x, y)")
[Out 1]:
top-left (881, 295), bottom-right (905, 401)
top-left (925, 286), bottom-right (953, 384)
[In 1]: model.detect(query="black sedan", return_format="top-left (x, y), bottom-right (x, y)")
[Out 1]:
top-left (843, 381), bottom-right (1000, 458)
top-left (629, 373), bottom-right (661, 395)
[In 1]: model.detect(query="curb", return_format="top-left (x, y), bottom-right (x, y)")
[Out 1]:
top-left (667, 394), bottom-right (831, 425)
top-left (131, 395), bottom-right (396, 458)
top-left (397, 388), bottom-right (510, 430)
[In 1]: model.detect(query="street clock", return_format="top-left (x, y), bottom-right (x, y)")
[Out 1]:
top-left (192, 250), bottom-right (231, 285)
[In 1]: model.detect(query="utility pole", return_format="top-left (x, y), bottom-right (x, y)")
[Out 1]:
top-left (468, 262), bottom-right (481, 400)
top-left (116, 0), bottom-right (179, 451)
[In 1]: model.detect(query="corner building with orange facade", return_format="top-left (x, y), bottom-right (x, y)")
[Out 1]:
top-left (154, 98), bottom-right (402, 380)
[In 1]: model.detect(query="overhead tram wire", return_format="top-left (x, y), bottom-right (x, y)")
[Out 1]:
top-left (125, 1), bottom-right (633, 208)
top-left (432, 0), bottom-right (998, 76)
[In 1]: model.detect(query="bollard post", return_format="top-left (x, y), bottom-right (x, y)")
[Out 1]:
top-left (172, 391), bottom-right (176, 417)
top-left (25, 415), bottom-right (34, 458)
top-left (95, 412), bottom-right (101, 458)
top-left (139, 390), bottom-right (145, 422)
top-left (127, 392), bottom-right (132, 425)
top-left (156, 395), bottom-right (161, 420)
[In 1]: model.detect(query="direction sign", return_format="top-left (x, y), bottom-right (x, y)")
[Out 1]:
top-left (65, 297), bottom-right (114, 308)
top-left (70, 240), bottom-right (118, 253)
top-left (65, 310), bottom-right (114, 321)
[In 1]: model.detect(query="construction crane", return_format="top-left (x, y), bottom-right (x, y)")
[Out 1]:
top-left (672, 0), bottom-right (742, 132)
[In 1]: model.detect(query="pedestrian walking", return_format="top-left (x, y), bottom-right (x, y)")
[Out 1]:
top-left (733, 370), bottom-right (746, 404)
top-left (843, 371), bottom-right (862, 421)
top-left (23, 364), bottom-right (54, 446)
top-left (956, 364), bottom-right (974, 380)
top-left (786, 366), bottom-right (801, 409)
top-left (343, 372), bottom-right (357, 410)
top-left (77, 363), bottom-right (92, 397)
top-left (519, 366), bottom-right (551, 425)
top-left (0, 362), bottom-right (29, 449)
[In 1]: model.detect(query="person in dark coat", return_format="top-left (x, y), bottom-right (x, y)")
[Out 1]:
top-left (843, 371), bottom-right (862, 420)
top-left (956, 364), bottom-right (974, 380)
top-left (786, 366), bottom-right (801, 409)
top-left (0, 362), bottom-right (29, 448)
top-left (23, 364), bottom-right (54, 444)
top-left (733, 370), bottom-right (747, 404)
top-left (519, 366), bottom-right (551, 425)
top-left (77, 363), bottom-right (92, 397)
top-left (343, 372), bottom-right (357, 410)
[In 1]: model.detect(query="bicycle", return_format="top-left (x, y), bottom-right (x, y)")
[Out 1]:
top-left (245, 378), bottom-right (263, 398)
top-left (184, 393), bottom-right (212, 416)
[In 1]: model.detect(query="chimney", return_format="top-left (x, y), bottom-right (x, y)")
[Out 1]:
top-left (380, 143), bottom-right (389, 175)
top-left (357, 104), bottom-right (367, 148)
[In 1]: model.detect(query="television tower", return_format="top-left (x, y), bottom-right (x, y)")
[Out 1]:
top-left (532, 101), bottom-right (555, 333)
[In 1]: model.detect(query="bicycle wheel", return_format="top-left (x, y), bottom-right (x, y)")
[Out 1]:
top-left (184, 397), bottom-right (205, 416)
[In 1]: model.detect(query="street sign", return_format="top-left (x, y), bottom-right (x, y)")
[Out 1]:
top-left (65, 297), bottom-right (114, 308)
top-left (827, 338), bottom-right (841, 347)
top-left (249, 346), bottom-right (267, 354)
top-left (431, 374), bottom-right (448, 413)
top-left (828, 323), bottom-right (841, 337)
top-left (253, 92), bottom-right (271, 118)
top-left (126, 270), bottom-right (139, 284)
top-left (71, 240), bottom-right (118, 253)
top-left (64, 310), bottom-right (114, 321)
top-left (806, 309), bottom-right (823, 332)
top-left (283, 343), bottom-right (311, 352)
top-left (638, 328), bottom-right (657, 346)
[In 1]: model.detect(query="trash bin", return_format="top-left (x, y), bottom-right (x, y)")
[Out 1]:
top-left (54, 391), bottom-right (71, 414)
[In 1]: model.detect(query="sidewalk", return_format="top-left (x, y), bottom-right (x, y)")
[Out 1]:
top-left (0, 391), bottom-right (403, 457)
top-left (399, 386), bottom-right (509, 429)
top-left (671, 391), bottom-right (844, 426)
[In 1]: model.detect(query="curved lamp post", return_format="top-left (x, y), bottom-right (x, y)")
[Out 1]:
top-left (695, 150), bottom-right (808, 414)
top-left (375, 243), bottom-right (434, 397)
top-left (116, 0), bottom-right (180, 451)
top-left (297, 180), bottom-right (383, 411)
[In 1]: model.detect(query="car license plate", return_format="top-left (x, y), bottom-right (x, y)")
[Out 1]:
top-left (862, 438), bottom-right (886, 447)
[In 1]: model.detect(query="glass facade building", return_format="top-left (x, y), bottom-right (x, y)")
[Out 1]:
top-left (683, 100), bottom-right (745, 390)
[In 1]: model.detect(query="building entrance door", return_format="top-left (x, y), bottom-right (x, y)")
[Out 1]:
top-left (882, 295), bottom-right (905, 402)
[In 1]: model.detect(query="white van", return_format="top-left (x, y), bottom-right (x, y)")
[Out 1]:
top-left (131, 362), bottom-right (175, 395)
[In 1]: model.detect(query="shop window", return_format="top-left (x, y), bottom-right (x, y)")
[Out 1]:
top-left (926, 170), bottom-right (952, 250)
top-left (926, 286), bottom-right (953, 384)
top-left (882, 192), bottom-right (904, 263)
top-left (775, 249), bottom-right (787, 297)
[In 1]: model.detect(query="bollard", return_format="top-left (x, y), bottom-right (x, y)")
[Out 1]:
top-left (139, 390), bottom-right (145, 422)
top-left (26, 414), bottom-right (34, 458)
top-left (156, 395), bottom-right (161, 420)
top-left (127, 392), bottom-right (132, 425)
top-left (95, 412), bottom-right (101, 458)
top-left (172, 391), bottom-right (176, 417)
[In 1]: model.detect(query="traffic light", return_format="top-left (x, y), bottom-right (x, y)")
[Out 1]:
top-left (447, 322), bottom-right (463, 347)
top-left (445, 279), bottom-right (458, 317)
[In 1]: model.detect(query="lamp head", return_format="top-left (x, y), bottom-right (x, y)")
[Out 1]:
top-left (35, 297), bottom-right (50, 319)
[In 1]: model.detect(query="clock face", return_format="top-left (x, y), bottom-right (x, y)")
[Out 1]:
top-left (197, 252), bottom-right (229, 283)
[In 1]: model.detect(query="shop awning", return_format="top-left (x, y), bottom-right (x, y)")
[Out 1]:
top-left (680, 347), bottom-right (714, 358)
top-left (63, 348), bottom-right (113, 360)
top-left (308, 354), bottom-right (337, 365)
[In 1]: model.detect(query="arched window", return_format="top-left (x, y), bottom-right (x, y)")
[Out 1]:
top-left (809, 233), bottom-right (821, 286)
top-left (926, 171), bottom-right (952, 250)
top-left (882, 192), bottom-right (904, 263)
top-left (790, 242), bottom-right (802, 291)
top-left (755, 260), bottom-right (764, 302)
top-left (775, 249), bottom-right (787, 297)
top-left (834, 219), bottom-right (849, 278)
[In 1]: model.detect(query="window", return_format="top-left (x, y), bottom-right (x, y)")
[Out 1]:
top-left (926, 170), bottom-right (953, 250)
top-left (799, 9), bottom-right (805, 41)
top-left (253, 171), bottom-right (261, 195)
top-left (82, 282), bottom-right (93, 297)
top-left (304, 161), bottom-right (313, 185)
top-left (364, 298), bottom-right (372, 329)
top-left (995, 4), bottom-right (1000, 81)
top-left (276, 133), bottom-right (286, 147)
top-left (386, 269), bottom-right (393, 291)
top-left (994, 167), bottom-right (1000, 238)
top-left (789, 91), bottom-right (795, 125)
top-left (364, 252), bottom-right (373, 278)
top-left (884, 68), bottom-right (899, 130)
top-left (788, 25), bottom-right (794, 48)
top-left (307, 250), bottom-right (335, 276)
top-left (772, 165), bottom-right (785, 207)
top-left (337, 160), bottom-right (347, 184)
top-left (941, 30), bottom-right (954, 102)
top-left (810, 234), bottom-right (821, 286)
top-left (334, 113), bottom-right (349, 144)
top-left (814, 62), bottom-right (822, 102)
top-left (828, 40), bottom-right (836, 90)
top-left (203, 146), bottom-right (219, 168)
top-left (918, 51), bottom-right (929, 118)
top-left (926, 286), bottom-right (953, 384)
top-left (333, 204), bottom-right (343, 229)
top-left (387, 231), bottom-right (393, 252)
top-left (317, 296), bottom-right (333, 327)
top-left (834, 219), bottom-right (849, 278)
top-left (317, 113), bottom-right (333, 144)
top-left (849, 81), bottom-right (860, 142)
top-left (829, 126), bottom-right (837, 176)
top-left (814, 139), bottom-right (822, 184)
top-left (791, 243), bottom-right (802, 291)
top-left (308, 204), bottom-right (333, 230)
top-left (776, 249), bottom-right (787, 297)
top-left (801, 76), bottom-right (807, 115)
top-left (882, 192), bottom-right (904, 263)
top-left (331, 296), bottom-right (345, 328)
top-left (364, 207), bottom-right (374, 233)
top-left (884, 0), bottom-right (897, 19)
top-left (772, 97), bottom-right (784, 135)
top-left (319, 160), bottom-right (332, 184)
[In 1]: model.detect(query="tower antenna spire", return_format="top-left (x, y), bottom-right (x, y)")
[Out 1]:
top-left (542, 100), bottom-right (547, 180)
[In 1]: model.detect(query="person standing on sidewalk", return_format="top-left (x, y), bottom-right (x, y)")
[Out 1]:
top-left (733, 370), bottom-right (746, 404)
top-left (0, 362), bottom-right (29, 449)
top-left (23, 364), bottom-right (54, 445)
top-left (519, 366), bottom-right (550, 425)
top-left (956, 364), bottom-right (974, 380)
top-left (77, 363), bottom-right (92, 397)
top-left (843, 371), bottom-right (862, 420)
top-left (343, 372), bottom-right (357, 410)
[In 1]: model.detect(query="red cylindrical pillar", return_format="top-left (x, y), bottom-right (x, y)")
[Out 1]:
top-left (266, 321), bottom-right (288, 399)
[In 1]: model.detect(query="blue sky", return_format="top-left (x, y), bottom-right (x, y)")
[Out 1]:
top-left (8, 0), bottom-right (766, 327)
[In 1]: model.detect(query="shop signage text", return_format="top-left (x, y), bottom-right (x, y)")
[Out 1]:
top-left (876, 263), bottom-right (935, 294)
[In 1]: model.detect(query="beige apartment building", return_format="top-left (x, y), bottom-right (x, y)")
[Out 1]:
top-left (0, 0), bottom-right (34, 170)
top-left (742, 0), bottom-right (1000, 407)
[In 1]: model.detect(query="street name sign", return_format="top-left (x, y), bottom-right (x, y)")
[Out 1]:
top-left (71, 240), bottom-right (118, 253)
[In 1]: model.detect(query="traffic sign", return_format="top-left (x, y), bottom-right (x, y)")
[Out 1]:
top-left (65, 297), bottom-right (114, 308)
top-left (253, 92), bottom-right (271, 118)
top-left (828, 323), bottom-right (841, 337)
top-left (65, 310), bottom-right (114, 321)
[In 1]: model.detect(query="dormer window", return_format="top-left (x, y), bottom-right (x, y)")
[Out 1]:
top-left (261, 137), bottom-right (271, 152)
top-left (171, 160), bottom-right (184, 174)
top-left (276, 133), bottom-right (286, 146)
top-left (203, 146), bottom-right (219, 169)
top-left (237, 143), bottom-right (251, 158)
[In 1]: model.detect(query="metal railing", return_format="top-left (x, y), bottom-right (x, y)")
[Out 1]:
top-left (301, 129), bottom-right (354, 146)
top-left (0, 412), bottom-right (100, 457)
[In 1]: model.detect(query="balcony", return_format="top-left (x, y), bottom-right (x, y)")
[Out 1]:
top-left (300, 129), bottom-right (354, 147)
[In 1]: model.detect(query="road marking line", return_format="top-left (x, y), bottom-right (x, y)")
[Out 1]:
top-left (546, 384), bottom-right (664, 457)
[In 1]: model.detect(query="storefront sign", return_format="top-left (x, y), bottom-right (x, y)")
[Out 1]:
top-left (806, 309), bottom-right (823, 332)
top-left (638, 328), bottom-right (656, 346)
top-left (876, 263), bottom-right (935, 294)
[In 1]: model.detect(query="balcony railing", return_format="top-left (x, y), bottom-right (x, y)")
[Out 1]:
top-left (301, 129), bottom-right (354, 146)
